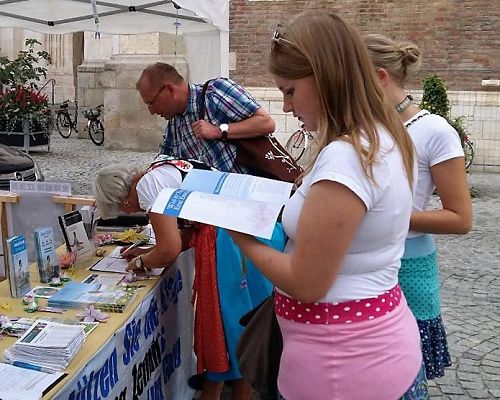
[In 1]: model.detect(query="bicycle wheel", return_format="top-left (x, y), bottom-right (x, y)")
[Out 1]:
top-left (463, 140), bottom-right (474, 169)
top-left (56, 112), bottom-right (72, 138)
top-left (286, 129), bottom-right (308, 162)
top-left (89, 120), bottom-right (105, 146)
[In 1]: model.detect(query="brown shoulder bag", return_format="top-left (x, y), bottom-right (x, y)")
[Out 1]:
top-left (199, 80), bottom-right (302, 182)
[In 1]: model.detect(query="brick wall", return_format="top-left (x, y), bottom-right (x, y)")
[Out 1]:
top-left (229, 0), bottom-right (499, 91)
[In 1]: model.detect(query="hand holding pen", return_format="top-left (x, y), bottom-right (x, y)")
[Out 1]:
top-left (119, 241), bottom-right (147, 261)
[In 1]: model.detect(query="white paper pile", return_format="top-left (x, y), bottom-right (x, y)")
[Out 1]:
top-left (3, 319), bottom-right (85, 372)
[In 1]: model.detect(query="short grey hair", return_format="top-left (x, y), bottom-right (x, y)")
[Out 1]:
top-left (94, 164), bottom-right (142, 219)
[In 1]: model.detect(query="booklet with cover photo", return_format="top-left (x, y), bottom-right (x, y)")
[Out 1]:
top-left (5, 235), bottom-right (31, 298)
top-left (58, 210), bottom-right (93, 261)
top-left (33, 227), bottom-right (60, 283)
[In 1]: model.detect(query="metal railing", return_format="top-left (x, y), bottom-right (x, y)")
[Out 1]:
top-left (37, 78), bottom-right (56, 105)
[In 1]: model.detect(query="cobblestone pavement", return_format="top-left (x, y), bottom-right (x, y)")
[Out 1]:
top-left (31, 135), bottom-right (500, 399)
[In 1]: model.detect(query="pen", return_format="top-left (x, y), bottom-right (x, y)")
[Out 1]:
top-left (120, 241), bottom-right (142, 258)
top-left (6, 360), bottom-right (56, 374)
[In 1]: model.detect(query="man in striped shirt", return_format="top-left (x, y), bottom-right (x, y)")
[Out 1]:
top-left (136, 62), bottom-right (275, 173)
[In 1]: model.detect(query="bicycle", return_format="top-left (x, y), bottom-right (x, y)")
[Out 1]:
top-left (463, 134), bottom-right (474, 169)
top-left (55, 99), bottom-right (78, 138)
top-left (285, 125), bottom-right (314, 162)
top-left (83, 104), bottom-right (105, 146)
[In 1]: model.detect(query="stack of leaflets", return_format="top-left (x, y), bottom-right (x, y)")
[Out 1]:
top-left (48, 281), bottom-right (138, 313)
top-left (3, 320), bottom-right (85, 372)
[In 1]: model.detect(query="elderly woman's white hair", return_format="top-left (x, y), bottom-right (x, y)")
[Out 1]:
top-left (94, 164), bottom-right (142, 219)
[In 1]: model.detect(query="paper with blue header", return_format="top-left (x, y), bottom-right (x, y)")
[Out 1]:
top-left (151, 170), bottom-right (294, 239)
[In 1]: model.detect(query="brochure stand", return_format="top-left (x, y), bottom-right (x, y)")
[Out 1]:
top-left (0, 191), bottom-right (95, 280)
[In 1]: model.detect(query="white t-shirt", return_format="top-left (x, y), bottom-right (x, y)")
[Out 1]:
top-left (281, 127), bottom-right (414, 302)
top-left (136, 164), bottom-right (183, 212)
top-left (405, 110), bottom-right (464, 238)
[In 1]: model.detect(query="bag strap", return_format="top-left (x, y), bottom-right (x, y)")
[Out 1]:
top-left (199, 80), bottom-right (213, 121)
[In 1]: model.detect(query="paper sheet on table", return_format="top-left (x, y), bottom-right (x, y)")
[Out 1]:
top-left (0, 363), bottom-right (65, 399)
top-left (89, 247), bottom-right (163, 275)
top-left (151, 170), bottom-right (293, 239)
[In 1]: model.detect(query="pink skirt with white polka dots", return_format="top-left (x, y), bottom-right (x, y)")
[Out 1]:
top-left (275, 285), bottom-right (402, 324)
top-left (276, 291), bottom-right (422, 400)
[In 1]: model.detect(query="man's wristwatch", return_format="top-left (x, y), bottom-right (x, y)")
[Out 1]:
top-left (134, 255), bottom-right (143, 269)
top-left (219, 123), bottom-right (229, 142)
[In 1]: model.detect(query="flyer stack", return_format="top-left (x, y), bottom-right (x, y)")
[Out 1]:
top-left (3, 319), bottom-right (85, 372)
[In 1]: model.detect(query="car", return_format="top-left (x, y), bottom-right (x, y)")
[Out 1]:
top-left (0, 143), bottom-right (44, 190)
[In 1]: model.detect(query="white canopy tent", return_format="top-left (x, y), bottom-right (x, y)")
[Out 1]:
top-left (0, 0), bottom-right (230, 81)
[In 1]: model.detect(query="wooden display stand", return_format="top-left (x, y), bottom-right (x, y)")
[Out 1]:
top-left (0, 191), bottom-right (95, 281)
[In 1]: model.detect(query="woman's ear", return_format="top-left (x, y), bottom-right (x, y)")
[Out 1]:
top-left (376, 68), bottom-right (390, 86)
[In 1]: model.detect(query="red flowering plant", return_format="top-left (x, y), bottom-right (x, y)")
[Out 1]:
top-left (0, 39), bottom-right (52, 133)
top-left (0, 85), bottom-right (52, 132)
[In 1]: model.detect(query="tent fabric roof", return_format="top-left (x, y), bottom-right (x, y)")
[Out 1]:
top-left (0, 0), bottom-right (229, 34)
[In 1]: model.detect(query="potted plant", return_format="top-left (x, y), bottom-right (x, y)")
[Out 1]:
top-left (420, 74), bottom-right (468, 144)
top-left (0, 38), bottom-right (52, 147)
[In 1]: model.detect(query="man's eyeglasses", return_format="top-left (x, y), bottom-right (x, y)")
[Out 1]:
top-left (145, 84), bottom-right (167, 107)
top-left (272, 30), bottom-right (296, 47)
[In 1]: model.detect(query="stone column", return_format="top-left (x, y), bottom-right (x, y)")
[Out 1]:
top-left (102, 55), bottom-right (188, 151)
top-left (77, 31), bottom-right (186, 149)
top-left (44, 32), bottom-right (84, 104)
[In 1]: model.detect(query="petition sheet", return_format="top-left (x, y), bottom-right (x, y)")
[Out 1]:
top-left (0, 362), bottom-right (65, 400)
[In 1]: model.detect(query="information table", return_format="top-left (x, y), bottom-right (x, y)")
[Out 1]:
top-left (0, 248), bottom-right (196, 400)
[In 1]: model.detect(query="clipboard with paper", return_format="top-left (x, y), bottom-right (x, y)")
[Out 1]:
top-left (151, 170), bottom-right (294, 239)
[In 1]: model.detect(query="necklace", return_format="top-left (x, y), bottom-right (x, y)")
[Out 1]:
top-left (404, 110), bottom-right (430, 128)
top-left (395, 95), bottom-right (413, 114)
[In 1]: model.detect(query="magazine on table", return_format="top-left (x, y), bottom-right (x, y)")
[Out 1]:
top-left (48, 280), bottom-right (138, 313)
top-left (151, 169), bottom-right (294, 239)
top-left (5, 235), bottom-right (31, 298)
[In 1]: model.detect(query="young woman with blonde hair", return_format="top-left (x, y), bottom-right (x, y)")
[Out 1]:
top-left (365, 33), bottom-right (472, 379)
top-left (229, 11), bottom-right (428, 400)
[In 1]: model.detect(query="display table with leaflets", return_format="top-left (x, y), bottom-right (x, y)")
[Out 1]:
top-left (0, 247), bottom-right (196, 400)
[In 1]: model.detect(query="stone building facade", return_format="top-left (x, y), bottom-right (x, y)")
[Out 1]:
top-left (0, 1), bottom-right (498, 168)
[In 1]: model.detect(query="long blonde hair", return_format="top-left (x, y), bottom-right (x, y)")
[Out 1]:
top-left (269, 11), bottom-right (414, 186)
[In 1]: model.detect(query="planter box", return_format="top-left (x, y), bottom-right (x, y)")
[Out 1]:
top-left (0, 131), bottom-right (50, 153)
